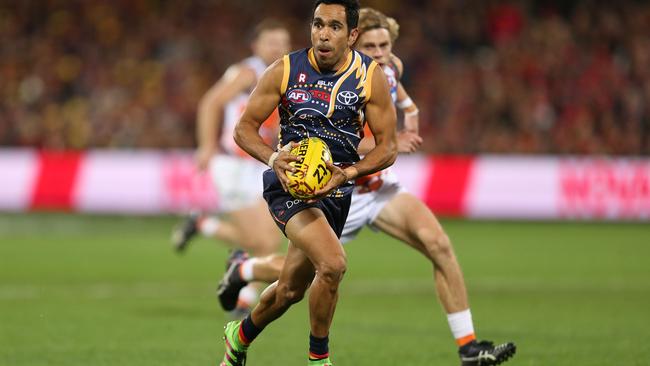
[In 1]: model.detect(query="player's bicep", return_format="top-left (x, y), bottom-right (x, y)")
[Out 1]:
top-left (239, 60), bottom-right (284, 129)
top-left (365, 68), bottom-right (397, 144)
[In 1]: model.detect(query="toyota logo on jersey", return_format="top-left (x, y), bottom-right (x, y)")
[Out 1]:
top-left (287, 89), bottom-right (311, 104)
top-left (336, 91), bottom-right (358, 106)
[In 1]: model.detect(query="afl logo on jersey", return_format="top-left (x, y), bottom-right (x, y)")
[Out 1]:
top-left (337, 91), bottom-right (358, 106)
top-left (287, 89), bottom-right (311, 104)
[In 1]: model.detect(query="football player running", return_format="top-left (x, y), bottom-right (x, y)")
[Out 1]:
top-left (217, 7), bottom-right (516, 366)
top-left (218, 1), bottom-right (397, 365)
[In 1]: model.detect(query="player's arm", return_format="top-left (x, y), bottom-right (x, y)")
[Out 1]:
top-left (348, 68), bottom-right (398, 177)
top-left (392, 55), bottom-right (420, 134)
top-left (234, 58), bottom-right (300, 191)
top-left (357, 56), bottom-right (420, 155)
top-left (314, 66), bottom-right (398, 197)
top-left (357, 125), bottom-right (421, 155)
top-left (396, 83), bottom-right (420, 134)
top-left (195, 65), bottom-right (257, 170)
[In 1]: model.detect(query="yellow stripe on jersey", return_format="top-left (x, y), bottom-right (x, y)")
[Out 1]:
top-left (334, 50), bottom-right (353, 76)
top-left (308, 48), bottom-right (353, 76)
top-left (280, 55), bottom-right (290, 95)
top-left (307, 48), bottom-right (321, 73)
top-left (362, 61), bottom-right (378, 102)
top-left (327, 52), bottom-right (362, 117)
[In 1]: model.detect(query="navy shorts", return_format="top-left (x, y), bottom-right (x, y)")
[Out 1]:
top-left (262, 169), bottom-right (352, 238)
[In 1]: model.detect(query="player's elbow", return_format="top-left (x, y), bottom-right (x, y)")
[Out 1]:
top-left (233, 122), bottom-right (246, 149)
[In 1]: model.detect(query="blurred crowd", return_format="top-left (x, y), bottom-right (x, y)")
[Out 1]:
top-left (1, 0), bottom-right (649, 154)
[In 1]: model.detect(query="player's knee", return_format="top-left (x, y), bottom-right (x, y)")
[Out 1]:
top-left (419, 230), bottom-right (453, 259)
top-left (316, 255), bottom-right (347, 284)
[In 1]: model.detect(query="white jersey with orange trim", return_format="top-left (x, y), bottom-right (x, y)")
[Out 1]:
top-left (351, 60), bottom-right (400, 196)
top-left (383, 61), bottom-right (399, 104)
top-left (340, 59), bottom-right (407, 243)
top-left (220, 56), bottom-right (279, 157)
top-left (210, 56), bottom-right (277, 212)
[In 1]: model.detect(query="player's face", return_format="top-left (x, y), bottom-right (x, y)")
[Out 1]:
top-left (253, 29), bottom-right (291, 65)
top-left (356, 28), bottom-right (392, 66)
top-left (311, 4), bottom-right (358, 71)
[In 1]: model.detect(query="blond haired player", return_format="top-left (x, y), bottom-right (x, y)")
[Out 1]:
top-left (171, 20), bottom-right (289, 313)
top-left (217, 8), bottom-right (517, 366)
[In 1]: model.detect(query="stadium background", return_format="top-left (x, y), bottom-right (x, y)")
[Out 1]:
top-left (1, 1), bottom-right (649, 365)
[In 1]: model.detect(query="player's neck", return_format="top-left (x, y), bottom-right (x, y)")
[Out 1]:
top-left (309, 48), bottom-right (352, 75)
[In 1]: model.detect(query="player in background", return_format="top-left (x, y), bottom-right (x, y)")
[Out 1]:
top-left (219, 0), bottom-right (397, 365)
top-left (170, 20), bottom-right (289, 313)
top-left (216, 8), bottom-right (516, 366)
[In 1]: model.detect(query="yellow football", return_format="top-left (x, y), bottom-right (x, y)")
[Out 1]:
top-left (286, 137), bottom-right (332, 200)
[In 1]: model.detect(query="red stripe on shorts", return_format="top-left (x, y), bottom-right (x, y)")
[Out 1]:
top-left (30, 151), bottom-right (83, 210)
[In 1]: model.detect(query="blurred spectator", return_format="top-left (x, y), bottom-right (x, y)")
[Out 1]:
top-left (1, 0), bottom-right (649, 155)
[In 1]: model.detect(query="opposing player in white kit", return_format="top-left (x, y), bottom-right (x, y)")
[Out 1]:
top-left (171, 20), bottom-right (289, 311)
top-left (217, 9), bottom-right (517, 366)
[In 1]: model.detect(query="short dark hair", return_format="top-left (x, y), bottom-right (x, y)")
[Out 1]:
top-left (312, 0), bottom-right (360, 31)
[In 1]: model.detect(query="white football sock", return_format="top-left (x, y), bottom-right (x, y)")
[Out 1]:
top-left (447, 309), bottom-right (475, 343)
top-left (198, 216), bottom-right (220, 237)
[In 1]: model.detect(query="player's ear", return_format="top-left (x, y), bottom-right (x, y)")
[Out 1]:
top-left (348, 28), bottom-right (359, 47)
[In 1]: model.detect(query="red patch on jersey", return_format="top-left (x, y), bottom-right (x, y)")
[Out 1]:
top-left (310, 90), bottom-right (331, 102)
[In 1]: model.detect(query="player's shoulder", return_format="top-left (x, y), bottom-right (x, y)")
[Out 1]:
top-left (255, 57), bottom-right (285, 84)
top-left (223, 59), bottom-right (258, 84)
top-left (236, 56), bottom-right (269, 79)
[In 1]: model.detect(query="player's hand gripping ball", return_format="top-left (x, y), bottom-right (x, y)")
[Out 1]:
top-left (286, 137), bottom-right (332, 199)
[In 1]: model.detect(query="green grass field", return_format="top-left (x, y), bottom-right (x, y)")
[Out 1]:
top-left (1, 213), bottom-right (649, 366)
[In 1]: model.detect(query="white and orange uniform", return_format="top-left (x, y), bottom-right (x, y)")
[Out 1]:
top-left (209, 56), bottom-right (279, 212)
top-left (340, 61), bottom-right (407, 243)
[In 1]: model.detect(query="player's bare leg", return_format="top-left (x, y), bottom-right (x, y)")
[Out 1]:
top-left (288, 209), bottom-right (346, 338)
top-left (219, 241), bottom-right (315, 366)
top-left (172, 199), bottom-right (281, 254)
top-left (221, 208), bottom-right (343, 365)
top-left (217, 251), bottom-right (284, 311)
top-left (253, 209), bottom-right (345, 335)
top-left (247, 254), bottom-right (284, 282)
top-left (229, 199), bottom-right (282, 257)
top-left (373, 193), bottom-right (515, 365)
top-left (174, 199), bottom-right (283, 316)
top-left (374, 193), bottom-right (467, 312)
top-left (250, 242), bottom-right (316, 325)
top-left (172, 213), bottom-right (245, 252)
top-left (219, 199), bottom-right (282, 313)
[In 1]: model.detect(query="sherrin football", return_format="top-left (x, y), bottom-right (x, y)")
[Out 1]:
top-left (286, 137), bottom-right (332, 200)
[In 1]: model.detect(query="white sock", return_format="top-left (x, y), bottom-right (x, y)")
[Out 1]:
top-left (237, 285), bottom-right (258, 308)
top-left (447, 309), bottom-right (476, 344)
top-left (198, 216), bottom-right (220, 237)
top-left (239, 258), bottom-right (259, 282)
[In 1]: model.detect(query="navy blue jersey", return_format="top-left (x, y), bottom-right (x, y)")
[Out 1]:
top-left (278, 48), bottom-right (379, 164)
